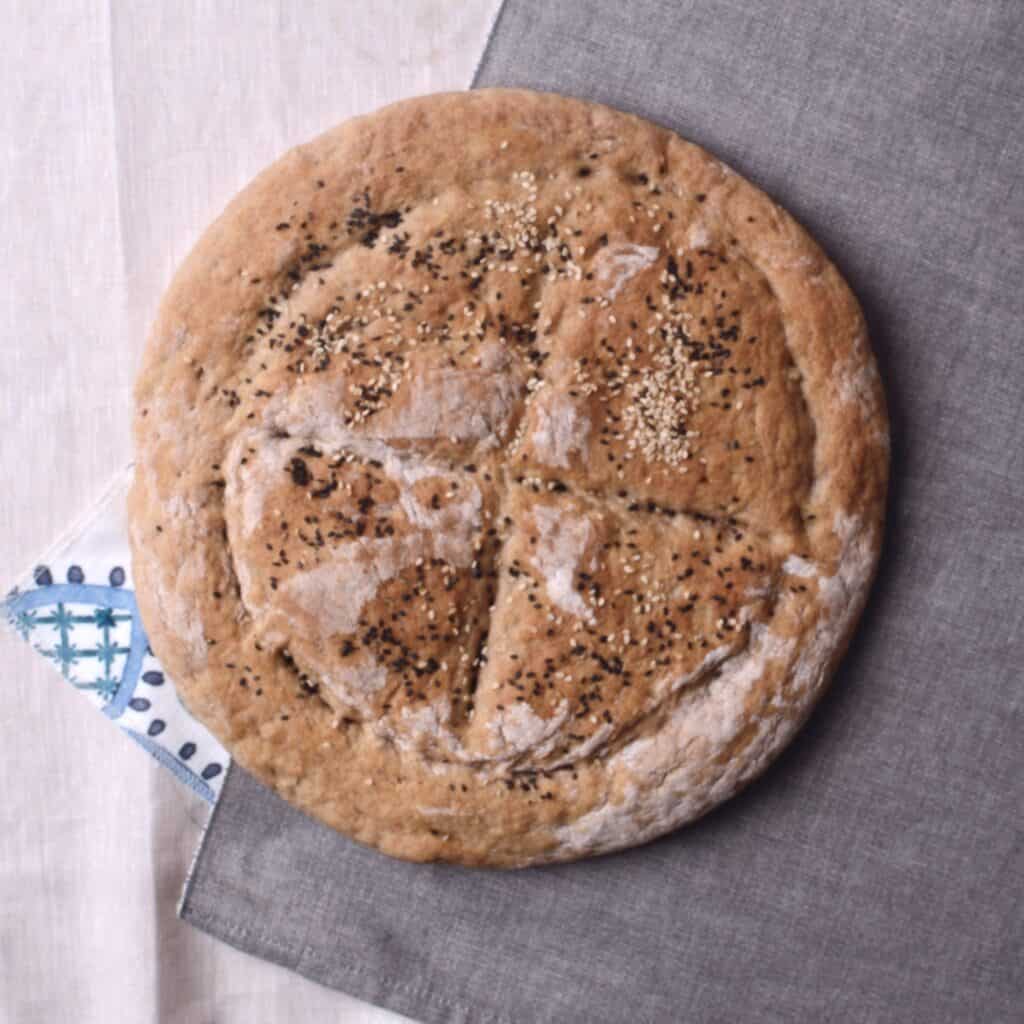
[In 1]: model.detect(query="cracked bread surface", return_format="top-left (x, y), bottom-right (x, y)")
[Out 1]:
top-left (129, 89), bottom-right (888, 866)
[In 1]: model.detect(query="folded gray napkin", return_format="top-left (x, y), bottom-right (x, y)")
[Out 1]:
top-left (180, 2), bottom-right (1024, 1021)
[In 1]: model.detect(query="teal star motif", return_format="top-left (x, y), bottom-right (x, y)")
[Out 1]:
top-left (13, 608), bottom-right (36, 640)
top-left (93, 607), bottom-right (117, 629)
top-left (49, 604), bottom-right (77, 633)
top-left (94, 635), bottom-right (125, 675)
top-left (42, 636), bottom-right (82, 679)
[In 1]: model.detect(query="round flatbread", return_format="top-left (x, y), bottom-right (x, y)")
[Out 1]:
top-left (129, 89), bottom-right (888, 866)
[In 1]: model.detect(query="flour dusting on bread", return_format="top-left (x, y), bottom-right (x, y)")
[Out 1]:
top-left (530, 505), bottom-right (596, 623)
top-left (596, 242), bottom-right (660, 298)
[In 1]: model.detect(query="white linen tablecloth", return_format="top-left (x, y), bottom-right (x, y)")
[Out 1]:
top-left (0, 4), bottom-right (497, 1020)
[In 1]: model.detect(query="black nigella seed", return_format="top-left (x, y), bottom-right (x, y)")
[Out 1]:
top-left (289, 457), bottom-right (311, 487)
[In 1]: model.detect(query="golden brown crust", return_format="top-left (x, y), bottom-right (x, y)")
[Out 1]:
top-left (129, 89), bottom-right (888, 866)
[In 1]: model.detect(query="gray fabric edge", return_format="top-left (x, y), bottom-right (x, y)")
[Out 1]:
top-left (179, 766), bottom-right (516, 1024)
top-left (176, 759), bottom-right (233, 919)
top-left (469, 0), bottom-right (511, 89)
top-left (180, 906), bottom-right (515, 1024)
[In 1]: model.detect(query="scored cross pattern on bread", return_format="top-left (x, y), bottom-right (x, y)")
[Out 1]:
top-left (221, 407), bottom-right (783, 777)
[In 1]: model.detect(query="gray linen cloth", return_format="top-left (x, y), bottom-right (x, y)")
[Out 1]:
top-left (179, 2), bottom-right (1024, 1021)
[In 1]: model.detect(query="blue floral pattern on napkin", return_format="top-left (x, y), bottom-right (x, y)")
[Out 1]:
top-left (2, 470), bottom-right (228, 803)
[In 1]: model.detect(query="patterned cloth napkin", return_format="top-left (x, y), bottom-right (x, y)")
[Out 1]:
top-left (2, 468), bottom-right (228, 804)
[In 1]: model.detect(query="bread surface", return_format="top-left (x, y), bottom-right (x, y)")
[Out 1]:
top-left (129, 89), bottom-right (888, 866)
